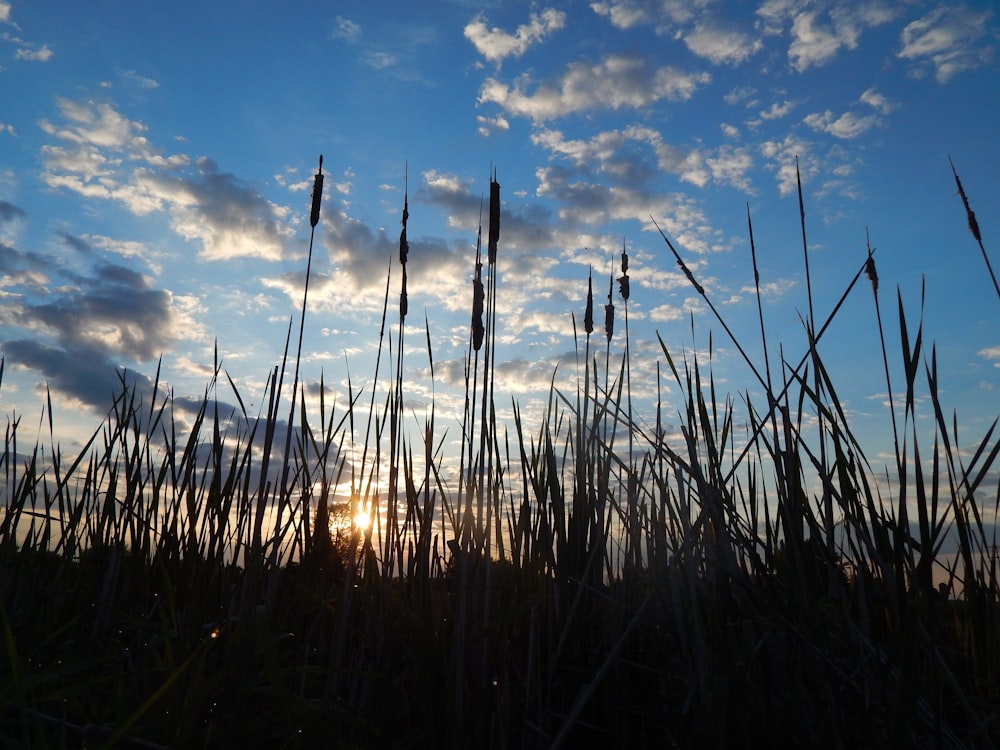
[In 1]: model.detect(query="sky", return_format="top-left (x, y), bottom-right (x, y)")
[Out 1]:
top-left (0, 0), bottom-right (998, 487)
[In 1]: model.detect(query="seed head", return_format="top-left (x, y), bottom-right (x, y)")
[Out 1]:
top-left (584, 271), bottom-right (594, 335)
top-left (488, 175), bottom-right (500, 265)
top-left (309, 155), bottom-right (324, 228)
top-left (472, 263), bottom-right (485, 351)
top-left (864, 251), bottom-right (878, 294)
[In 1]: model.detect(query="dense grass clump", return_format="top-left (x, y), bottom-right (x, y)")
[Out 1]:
top-left (0, 161), bottom-right (998, 749)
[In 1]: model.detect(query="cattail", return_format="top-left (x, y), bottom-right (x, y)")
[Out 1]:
top-left (399, 175), bottom-right (409, 266)
top-left (618, 274), bottom-right (630, 301)
top-left (400, 269), bottom-right (408, 319)
top-left (309, 155), bottom-right (324, 228)
top-left (472, 262), bottom-right (485, 351)
top-left (584, 269), bottom-right (594, 335)
top-left (865, 250), bottom-right (878, 294)
top-left (619, 246), bottom-right (630, 300)
top-left (950, 157), bottom-right (982, 243)
top-left (676, 257), bottom-right (704, 296)
top-left (488, 172), bottom-right (500, 265)
top-left (604, 271), bottom-right (615, 342)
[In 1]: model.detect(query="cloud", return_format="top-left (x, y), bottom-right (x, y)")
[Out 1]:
top-left (38, 98), bottom-right (294, 262)
top-left (899, 5), bottom-right (996, 82)
top-left (479, 54), bottom-right (710, 122)
top-left (759, 135), bottom-right (817, 196)
top-left (980, 345), bottom-right (1000, 367)
top-left (362, 51), bottom-right (397, 70)
top-left (464, 8), bottom-right (566, 64)
top-left (0, 199), bottom-right (26, 223)
top-left (803, 109), bottom-right (878, 139)
top-left (590, 0), bottom-right (711, 31)
top-left (332, 16), bottom-right (362, 43)
top-left (682, 22), bottom-right (763, 65)
top-left (14, 43), bottom-right (53, 62)
top-left (476, 114), bottom-right (510, 137)
top-left (0, 2), bottom-right (10, 24)
top-left (759, 2), bottom-right (898, 71)
top-left (120, 69), bottom-right (160, 89)
top-left (859, 87), bottom-right (897, 115)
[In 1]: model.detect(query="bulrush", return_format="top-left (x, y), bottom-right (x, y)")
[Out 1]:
top-left (584, 267), bottom-right (594, 336)
top-left (618, 247), bottom-right (630, 301)
top-left (488, 169), bottom-right (500, 265)
top-left (472, 261), bottom-right (485, 351)
top-left (310, 154), bottom-right (324, 228)
top-left (604, 275), bottom-right (614, 342)
top-left (399, 168), bottom-right (409, 320)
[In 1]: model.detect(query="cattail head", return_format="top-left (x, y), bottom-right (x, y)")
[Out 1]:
top-left (618, 274), bottom-right (630, 301)
top-left (950, 157), bottom-right (982, 243)
top-left (400, 269), bottom-right (408, 319)
top-left (584, 269), bottom-right (594, 335)
top-left (472, 263), bottom-right (485, 350)
top-left (309, 155), bottom-right (324, 228)
top-left (488, 173), bottom-right (500, 265)
top-left (399, 189), bottom-right (409, 266)
top-left (865, 251), bottom-right (878, 294)
top-left (604, 301), bottom-right (615, 341)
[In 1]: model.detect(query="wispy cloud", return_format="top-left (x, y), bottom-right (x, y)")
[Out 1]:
top-left (332, 16), bottom-right (362, 43)
top-left (464, 8), bottom-right (566, 65)
top-left (899, 5), bottom-right (996, 82)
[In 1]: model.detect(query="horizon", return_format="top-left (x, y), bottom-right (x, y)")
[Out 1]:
top-left (0, 0), bottom-right (997, 491)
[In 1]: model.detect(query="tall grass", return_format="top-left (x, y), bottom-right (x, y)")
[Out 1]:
top-left (0, 160), bottom-right (998, 748)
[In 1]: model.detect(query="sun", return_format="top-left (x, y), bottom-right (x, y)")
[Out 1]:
top-left (353, 507), bottom-right (373, 532)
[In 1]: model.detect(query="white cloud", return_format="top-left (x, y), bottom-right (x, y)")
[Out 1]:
top-left (362, 51), bottom-right (397, 70)
top-left (721, 123), bottom-right (740, 138)
top-left (479, 55), bottom-right (710, 122)
top-left (464, 8), bottom-right (566, 64)
top-left (332, 16), bottom-right (362, 43)
top-left (803, 109), bottom-right (878, 139)
top-left (0, 2), bottom-right (11, 24)
top-left (759, 135), bottom-right (816, 196)
top-left (979, 345), bottom-right (1000, 367)
top-left (859, 87), bottom-right (897, 115)
top-left (121, 69), bottom-right (160, 89)
top-left (590, 0), bottom-right (711, 31)
top-left (682, 22), bottom-right (763, 65)
top-left (477, 114), bottom-right (510, 137)
top-left (760, 2), bottom-right (897, 71)
top-left (899, 5), bottom-right (996, 82)
top-left (759, 100), bottom-right (797, 120)
top-left (706, 145), bottom-right (754, 191)
top-left (15, 43), bottom-right (52, 62)
top-left (38, 99), bottom-right (294, 262)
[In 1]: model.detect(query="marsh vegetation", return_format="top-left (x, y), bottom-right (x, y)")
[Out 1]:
top-left (1, 160), bottom-right (997, 748)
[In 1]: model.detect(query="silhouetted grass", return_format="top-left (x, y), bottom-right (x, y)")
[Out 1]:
top-left (0, 160), bottom-right (997, 749)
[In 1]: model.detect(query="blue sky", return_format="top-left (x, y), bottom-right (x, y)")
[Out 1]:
top-left (0, 0), bottom-right (998, 477)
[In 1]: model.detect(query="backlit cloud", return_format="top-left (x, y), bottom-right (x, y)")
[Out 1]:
top-left (38, 98), bottom-right (293, 262)
top-left (479, 55), bottom-right (710, 122)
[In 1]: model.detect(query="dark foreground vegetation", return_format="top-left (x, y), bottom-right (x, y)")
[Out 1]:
top-left (1, 161), bottom-right (998, 748)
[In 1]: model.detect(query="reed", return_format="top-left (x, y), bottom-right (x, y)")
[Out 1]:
top-left (0, 161), bottom-right (997, 748)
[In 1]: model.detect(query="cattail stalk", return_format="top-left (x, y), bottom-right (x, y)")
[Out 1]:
top-left (950, 156), bottom-right (999, 302)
